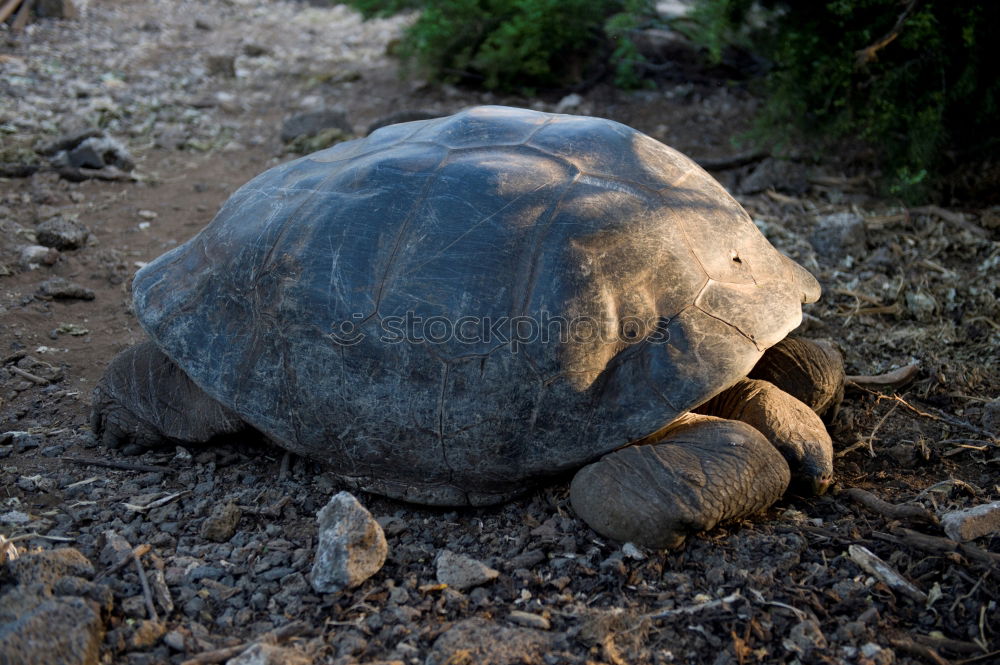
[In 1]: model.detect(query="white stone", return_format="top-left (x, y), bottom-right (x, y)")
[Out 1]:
top-left (435, 549), bottom-right (499, 591)
top-left (941, 501), bottom-right (1000, 542)
top-left (309, 491), bottom-right (387, 593)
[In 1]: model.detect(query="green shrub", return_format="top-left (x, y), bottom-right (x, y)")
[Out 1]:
top-left (342, 0), bottom-right (656, 92)
top-left (684, 0), bottom-right (1000, 200)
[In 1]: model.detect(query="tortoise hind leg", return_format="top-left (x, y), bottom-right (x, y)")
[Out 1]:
top-left (91, 340), bottom-right (247, 453)
top-left (749, 337), bottom-right (845, 422)
top-left (570, 414), bottom-right (790, 549)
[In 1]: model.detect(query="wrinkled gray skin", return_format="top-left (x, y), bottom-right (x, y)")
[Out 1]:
top-left (93, 106), bottom-right (833, 548)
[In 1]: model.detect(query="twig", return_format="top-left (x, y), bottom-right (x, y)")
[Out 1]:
top-left (133, 551), bottom-right (159, 622)
top-left (956, 650), bottom-right (1000, 665)
top-left (9, 365), bottom-right (50, 385)
top-left (0, 0), bottom-right (23, 23)
top-left (123, 490), bottom-right (189, 512)
top-left (0, 534), bottom-right (20, 564)
top-left (912, 633), bottom-right (986, 656)
top-left (848, 544), bottom-right (928, 604)
top-left (646, 591), bottom-right (742, 619)
top-left (179, 620), bottom-right (311, 665)
top-left (854, 0), bottom-right (918, 67)
top-left (836, 439), bottom-right (877, 458)
top-left (866, 400), bottom-right (900, 454)
top-left (2, 531), bottom-right (74, 543)
top-left (62, 455), bottom-right (178, 474)
top-left (855, 392), bottom-right (998, 441)
top-left (832, 288), bottom-right (885, 306)
top-left (847, 363), bottom-right (920, 390)
top-left (890, 527), bottom-right (1000, 568)
top-left (748, 588), bottom-right (809, 621)
top-left (913, 478), bottom-right (981, 500)
top-left (238, 496), bottom-right (291, 518)
top-left (888, 636), bottom-right (952, 665)
top-left (601, 635), bottom-right (630, 665)
top-left (95, 543), bottom-right (151, 581)
top-left (10, 0), bottom-right (33, 32)
top-left (841, 487), bottom-right (938, 524)
top-left (911, 205), bottom-right (989, 238)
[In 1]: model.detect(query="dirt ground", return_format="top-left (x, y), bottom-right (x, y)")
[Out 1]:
top-left (1, 1), bottom-right (998, 664)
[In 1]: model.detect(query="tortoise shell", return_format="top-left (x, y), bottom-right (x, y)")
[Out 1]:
top-left (132, 105), bottom-right (819, 505)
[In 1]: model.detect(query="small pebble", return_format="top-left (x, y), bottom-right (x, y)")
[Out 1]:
top-left (508, 610), bottom-right (550, 630)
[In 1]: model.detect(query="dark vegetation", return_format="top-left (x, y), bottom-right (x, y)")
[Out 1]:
top-left (341, 0), bottom-right (1000, 202)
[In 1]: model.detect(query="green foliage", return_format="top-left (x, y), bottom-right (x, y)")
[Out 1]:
top-left (605, 0), bottom-right (657, 89)
top-left (686, 0), bottom-right (1000, 201)
top-left (343, 0), bottom-right (656, 92)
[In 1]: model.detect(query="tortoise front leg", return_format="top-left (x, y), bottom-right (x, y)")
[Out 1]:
top-left (696, 378), bottom-right (834, 495)
top-left (91, 340), bottom-right (248, 453)
top-left (570, 414), bottom-right (791, 549)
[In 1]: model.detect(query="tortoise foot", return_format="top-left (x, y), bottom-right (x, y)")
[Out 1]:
top-left (91, 340), bottom-right (247, 452)
top-left (570, 414), bottom-right (790, 549)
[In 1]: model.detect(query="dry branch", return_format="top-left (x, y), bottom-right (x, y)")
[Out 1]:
top-left (847, 363), bottom-right (920, 390)
top-left (63, 455), bottom-right (178, 474)
top-left (849, 544), bottom-right (928, 604)
top-left (842, 487), bottom-right (938, 524)
top-left (886, 527), bottom-right (1000, 569)
top-left (10, 0), bottom-right (33, 32)
top-left (0, 0), bottom-right (23, 23)
top-left (888, 635), bottom-right (952, 665)
top-left (854, 0), bottom-right (918, 67)
top-left (179, 621), bottom-right (311, 665)
top-left (133, 552), bottom-right (159, 622)
top-left (646, 591), bottom-right (743, 619)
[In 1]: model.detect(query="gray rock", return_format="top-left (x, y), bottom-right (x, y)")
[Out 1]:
top-left (0, 431), bottom-right (44, 450)
top-left (309, 492), bottom-right (387, 593)
top-left (225, 643), bottom-right (311, 665)
top-left (0, 594), bottom-right (104, 665)
top-left (810, 212), bottom-right (867, 262)
top-left (786, 618), bottom-right (828, 655)
top-left (554, 93), bottom-right (583, 114)
top-left (0, 548), bottom-right (106, 665)
top-left (206, 54), bottom-right (236, 78)
top-left (0, 510), bottom-right (30, 525)
top-left (36, 217), bottom-right (91, 250)
top-left (37, 277), bottom-right (95, 300)
top-left (19, 244), bottom-right (59, 268)
top-left (97, 529), bottom-right (132, 567)
top-left (507, 610), bottom-right (551, 630)
top-left (200, 502), bottom-right (242, 542)
top-left (280, 109), bottom-right (352, 143)
top-left (243, 43), bottom-right (271, 57)
top-left (508, 549), bottom-right (545, 569)
top-left (66, 136), bottom-right (134, 171)
top-left (435, 549), bottom-right (499, 591)
top-left (739, 157), bottom-right (808, 196)
top-left (5, 547), bottom-right (95, 586)
top-left (941, 501), bottom-right (1000, 542)
top-left (37, 127), bottom-right (101, 156)
top-left (905, 290), bottom-right (938, 322)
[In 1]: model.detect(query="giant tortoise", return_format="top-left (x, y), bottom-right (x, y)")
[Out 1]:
top-left (92, 105), bottom-right (844, 548)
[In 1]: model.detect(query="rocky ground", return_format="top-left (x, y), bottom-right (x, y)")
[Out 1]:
top-left (1, 1), bottom-right (999, 664)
